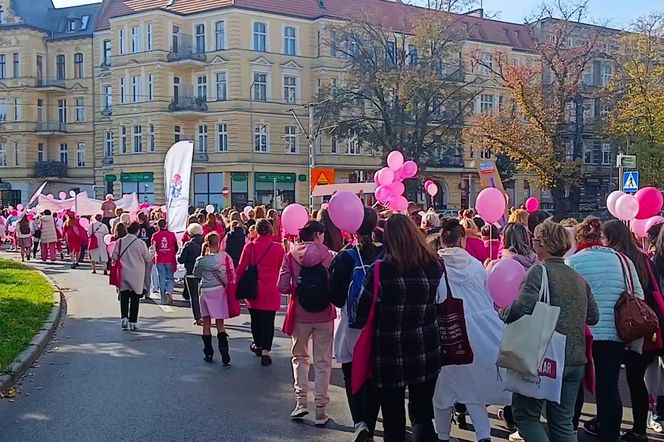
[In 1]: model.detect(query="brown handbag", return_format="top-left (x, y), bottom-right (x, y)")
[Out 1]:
top-left (614, 252), bottom-right (659, 343)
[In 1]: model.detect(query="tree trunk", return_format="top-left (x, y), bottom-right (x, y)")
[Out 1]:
top-left (550, 182), bottom-right (569, 220)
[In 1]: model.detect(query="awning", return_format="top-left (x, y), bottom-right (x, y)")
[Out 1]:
top-left (312, 183), bottom-right (376, 197)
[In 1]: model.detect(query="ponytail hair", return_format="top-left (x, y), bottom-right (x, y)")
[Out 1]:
top-left (440, 218), bottom-right (466, 247)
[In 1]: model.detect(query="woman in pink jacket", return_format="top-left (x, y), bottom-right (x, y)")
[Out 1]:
top-left (236, 218), bottom-right (286, 366)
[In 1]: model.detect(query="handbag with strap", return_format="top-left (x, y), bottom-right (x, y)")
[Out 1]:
top-left (224, 254), bottom-right (241, 318)
top-left (351, 259), bottom-right (381, 395)
top-left (615, 252), bottom-right (659, 343)
top-left (109, 238), bottom-right (139, 288)
top-left (437, 259), bottom-right (474, 366)
top-left (88, 224), bottom-right (101, 251)
top-left (497, 264), bottom-right (560, 377)
top-left (236, 243), bottom-right (273, 300)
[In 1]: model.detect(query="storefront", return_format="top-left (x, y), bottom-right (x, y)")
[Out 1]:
top-left (231, 172), bottom-right (248, 210)
top-left (121, 172), bottom-right (155, 204)
top-left (194, 172), bottom-right (224, 210)
top-left (255, 173), bottom-right (296, 209)
top-left (0, 181), bottom-right (20, 207)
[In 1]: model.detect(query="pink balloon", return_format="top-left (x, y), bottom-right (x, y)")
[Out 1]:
top-left (160, 205), bottom-right (167, 212)
top-left (607, 190), bottom-right (624, 218)
top-left (16, 204), bottom-right (24, 211)
top-left (615, 194), bottom-right (640, 221)
top-left (27, 213), bottom-right (34, 221)
top-left (79, 217), bottom-right (90, 230)
top-left (59, 191), bottom-right (67, 200)
top-left (376, 167), bottom-right (395, 186)
top-left (426, 184), bottom-right (439, 197)
top-left (103, 234), bottom-right (113, 246)
top-left (390, 195), bottom-right (408, 212)
top-left (424, 180), bottom-right (434, 190)
top-left (400, 161), bottom-right (418, 179)
top-left (387, 150), bottom-right (404, 171)
top-left (281, 203), bottom-right (309, 236)
top-left (389, 181), bottom-right (405, 196)
top-left (328, 191), bottom-right (364, 234)
top-left (476, 187), bottom-right (506, 223)
top-left (631, 218), bottom-right (649, 238)
top-left (7, 225), bottom-right (15, 233)
top-left (373, 170), bottom-right (380, 185)
top-left (107, 241), bottom-right (116, 256)
top-left (487, 259), bottom-right (527, 308)
top-left (525, 197), bottom-right (540, 213)
top-left (46, 194), bottom-right (54, 199)
top-left (635, 187), bottom-right (664, 220)
top-left (375, 185), bottom-right (392, 204)
top-left (645, 216), bottom-right (664, 234)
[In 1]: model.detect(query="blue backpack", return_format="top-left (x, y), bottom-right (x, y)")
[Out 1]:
top-left (346, 247), bottom-right (370, 329)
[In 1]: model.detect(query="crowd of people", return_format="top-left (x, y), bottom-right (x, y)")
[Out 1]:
top-left (4, 196), bottom-right (664, 442)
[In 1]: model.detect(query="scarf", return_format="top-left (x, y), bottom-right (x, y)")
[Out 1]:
top-left (575, 241), bottom-right (604, 253)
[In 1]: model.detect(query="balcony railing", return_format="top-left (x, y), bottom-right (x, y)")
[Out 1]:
top-left (168, 34), bottom-right (206, 63)
top-left (100, 60), bottom-right (111, 70)
top-left (101, 107), bottom-right (112, 117)
top-left (101, 157), bottom-right (114, 165)
top-left (34, 161), bottom-right (68, 178)
top-left (35, 77), bottom-right (66, 88)
top-left (169, 96), bottom-right (208, 112)
top-left (194, 152), bottom-right (209, 162)
top-left (36, 122), bottom-right (68, 133)
top-left (429, 155), bottom-right (464, 168)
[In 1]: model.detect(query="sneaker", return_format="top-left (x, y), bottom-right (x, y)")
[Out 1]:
top-left (315, 407), bottom-right (330, 426)
top-left (509, 431), bottom-right (524, 442)
top-left (121, 318), bottom-right (128, 330)
top-left (353, 422), bottom-right (371, 442)
top-left (290, 403), bottom-right (309, 420)
top-left (621, 431), bottom-right (648, 442)
top-left (129, 322), bottom-right (137, 331)
top-left (649, 417), bottom-right (663, 433)
top-left (498, 407), bottom-right (517, 431)
top-left (584, 418), bottom-right (599, 437)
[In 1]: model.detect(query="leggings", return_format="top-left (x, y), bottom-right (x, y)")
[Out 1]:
top-left (435, 404), bottom-right (491, 440)
top-left (248, 308), bottom-right (276, 351)
top-left (625, 350), bottom-right (656, 435)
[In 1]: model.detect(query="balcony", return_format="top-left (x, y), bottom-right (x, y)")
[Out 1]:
top-left (101, 157), bottom-right (114, 165)
top-left (169, 96), bottom-right (208, 113)
top-left (35, 122), bottom-right (68, 134)
top-left (101, 106), bottom-right (112, 117)
top-left (34, 161), bottom-right (68, 178)
top-left (35, 77), bottom-right (67, 90)
top-left (194, 152), bottom-right (209, 162)
top-left (429, 155), bottom-right (464, 168)
top-left (167, 34), bottom-right (207, 65)
top-left (100, 60), bottom-right (111, 71)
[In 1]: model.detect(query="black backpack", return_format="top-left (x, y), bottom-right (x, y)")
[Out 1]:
top-left (296, 262), bottom-right (331, 313)
top-left (237, 243), bottom-right (273, 300)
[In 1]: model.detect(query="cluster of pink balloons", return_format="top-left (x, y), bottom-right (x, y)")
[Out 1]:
top-left (374, 150), bottom-right (418, 212)
top-left (608, 187), bottom-right (664, 223)
top-left (475, 187), bottom-right (507, 223)
top-left (423, 180), bottom-right (438, 197)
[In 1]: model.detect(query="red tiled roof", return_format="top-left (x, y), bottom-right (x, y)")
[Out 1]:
top-left (97, 0), bottom-right (534, 50)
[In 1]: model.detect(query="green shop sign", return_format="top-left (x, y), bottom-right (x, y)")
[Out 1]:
top-left (121, 172), bottom-right (154, 182)
top-left (298, 174), bottom-right (307, 182)
top-left (104, 174), bottom-right (117, 182)
top-left (255, 173), bottom-right (295, 183)
top-left (232, 173), bottom-right (247, 182)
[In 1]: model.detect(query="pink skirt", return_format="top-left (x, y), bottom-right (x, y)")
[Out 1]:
top-left (199, 285), bottom-right (229, 320)
top-left (18, 237), bottom-right (32, 249)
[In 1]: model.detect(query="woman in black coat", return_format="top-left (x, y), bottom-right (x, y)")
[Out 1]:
top-left (177, 223), bottom-right (204, 300)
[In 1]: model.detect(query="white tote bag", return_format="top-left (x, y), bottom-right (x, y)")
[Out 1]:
top-left (504, 330), bottom-right (567, 404)
top-left (497, 264), bottom-right (561, 376)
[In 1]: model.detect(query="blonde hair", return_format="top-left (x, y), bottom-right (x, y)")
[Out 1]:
top-left (422, 212), bottom-right (441, 229)
top-left (459, 217), bottom-right (479, 235)
top-left (508, 209), bottom-right (529, 225)
top-left (575, 216), bottom-right (603, 243)
top-left (534, 220), bottom-right (571, 257)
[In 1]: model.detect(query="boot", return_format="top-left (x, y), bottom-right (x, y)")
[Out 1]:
top-left (202, 335), bottom-right (214, 363)
top-left (218, 332), bottom-right (231, 367)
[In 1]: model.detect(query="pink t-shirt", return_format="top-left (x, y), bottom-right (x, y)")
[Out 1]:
top-left (152, 230), bottom-right (178, 265)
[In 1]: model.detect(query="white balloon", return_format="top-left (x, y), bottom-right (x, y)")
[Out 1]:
top-left (205, 204), bottom-right (214, 214)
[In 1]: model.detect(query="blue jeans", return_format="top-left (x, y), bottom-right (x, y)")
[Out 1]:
top-left (150, 264), bottom-right (159, 293)
top-left (156, 263), bottom-right (174, 304)
top-left (512, 364), bottom-right (585, 442)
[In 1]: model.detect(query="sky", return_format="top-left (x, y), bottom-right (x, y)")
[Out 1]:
top-left (53, 0), bottom-right (658, 29)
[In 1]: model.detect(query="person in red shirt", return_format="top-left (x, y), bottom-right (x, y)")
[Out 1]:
top-left (202, 213), bottom-right (225, 238)
top-left (152, 219), bottom-right (178, 305)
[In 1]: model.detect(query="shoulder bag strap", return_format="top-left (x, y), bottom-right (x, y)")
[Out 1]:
top-left (617, 252), bottom-right (635, 295)
top-left (116, 238), bottom-right (139, 262)
top-left (440, 258), bottom-right (453, 300)
top-left (539, 263), bottom-right (550, 304)
top-left (372, 260), bottom-right (381, 306)
top-left (255, 242), bottom-right (273, 266)
top-left (355, 246), bottom-right (366, 274)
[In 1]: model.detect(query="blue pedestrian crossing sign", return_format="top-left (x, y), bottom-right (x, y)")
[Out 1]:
top-left (623, 171), bottom-right (639, 193)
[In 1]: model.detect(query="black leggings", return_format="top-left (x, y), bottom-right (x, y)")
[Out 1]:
top-left (119, 290), bottom-right (141, 323)
top-left (376, 378), bottom-right (438, 442)
top-left (248, 308), bottom-right (276, 351)
top-left (625, 350), bottom-right (656, 434)
top-left (341, 362), bottom-right (380, 434)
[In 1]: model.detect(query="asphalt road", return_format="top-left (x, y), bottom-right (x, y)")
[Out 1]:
top-left (0, 254), bottom-right (662, 442)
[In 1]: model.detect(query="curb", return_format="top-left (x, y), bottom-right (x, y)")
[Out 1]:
top-left (0, 267), bottom-right (65, 393)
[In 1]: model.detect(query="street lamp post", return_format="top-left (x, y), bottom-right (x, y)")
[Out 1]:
top-left (249, 77), bottom-right (256, 204)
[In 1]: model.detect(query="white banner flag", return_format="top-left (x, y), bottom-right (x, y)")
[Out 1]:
top-left (164, 140), bottom-right (193, 233)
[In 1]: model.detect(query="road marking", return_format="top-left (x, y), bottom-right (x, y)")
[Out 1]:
top-left (158, 304), bottom-right (175, 313)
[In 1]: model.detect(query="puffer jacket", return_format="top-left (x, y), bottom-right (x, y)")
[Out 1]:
top-left (39, 214), bottom-right (58, 244)
top-left (177, 234), bottom-right (204, 275)
top-left (566, 246), bottom-right (644, 342)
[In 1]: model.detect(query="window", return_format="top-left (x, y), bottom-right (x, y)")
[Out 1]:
top-left (284, 26), bottom-right (296, 55)
top-left (346, 136), bottom-right (361, 155)
top-left (146, 24), bottom-right (152, 51)
top-left (195, 24), bottom-right (206, 53)
top-left (12, 52), bottom-right (18, 78)
top-left (481, 52), bottom-right (493, 75)
top-left (75, 98), bottom-right (84, 122)
top-left (13, 143), bottom-right (18, 166)
top-left (174, 125), bottom-right (181, 142)
top-left (0, 8), bottom-right (4, 25)
top-left (583, 141), bottom-right (592, 164)
top-left (131, 26), bottom-right (141, 53)
top-left (599, 101), bottom-right (612, 116)
top-left (194, 172), bottom-right (224, 209)
top-left (386, 40), bottom-right (396, 63)
top-left (197, 124), bottom-right (208, 152)
top-left (602, 143), bottom-right (611, 165)
top-left (149, 123), bottom-right (155, 152)
top-left (583, 64), bottom-right (593, 86)
top-left (407, 44), bottom-right (417, 65)
top-left (133, 125), bottom-right (142, 153)
top-left (197, 75), bottom-right (207, 100)
top-left (0, 99), bottom-right (6, 122)
top-left (0, 54), bottom-right (5, 79)
top-left (253, 73), bottom-right (267, 101)
top-left (283, 75), bottom-right (297, 103)
top-left (58, 99), bottom-right (67, 123)
top-left (104, 131), bottom-right (113, 158)
top-left (119, 77), bottom-right (126, 104)
top-left (59, 143), bottom-right (68, 164)
top-left (123, 181), bottom-right (155, 204)
top-left (215, 21), bottom-right (225, 51)
top-left (120, 126), bottom-right (127, 153)
top-left (173, 76), bottom-right (180, 103)
top-left (119, 28), bottom-right (126, 55)
top-left (73, 52), bottom-right (83, 78)
top-left (215, 72), bottom-right (227, 101)
top-left (102, 40), bottom-right (111, 65)
top-left (77, 142), bottom-right (86, 167)
top-left (172, 26), bottom-right (180, 53)
top-left (317, 31), bottom-right (321, 57)
top-left (36, 55), bottom-right (43, 82)
top-left (253, 22), bottom-right (267, 52)
top-left (56, 54), bottom-right (65, 80)
top-left (147, 74), bottom-right (153, 101)
top-left (68, 19), bottom-right (76, 32)
top-left (37, 99), bottom-right (44, 122)
top-left (131, 75), bottom-right (141, 102)
top-left (38, 143), bottom-right (45, 162)
top-left (331, 31), bottom-right (338, 57)
top-left (254, 124), bottom-right (268, 152)
top-left (0, 144), bottom-right (6, 167)
top-left (217, 123), bottom-right (228, 152)
top-left (601, 63), bottom-right (613, 86)
top-left (479, 94), bottom-right (494, 114)
top-left (13, 98), bottom-right (18, 121)
top-left (331, 136), bottom-right (338, 154)
top-left (284, 125), bottom-right (298, 153)
top-left (583, 99), bottom-right (595, 121)
top-left (565, 101), bottom-right (576, 123)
